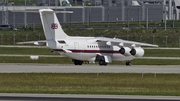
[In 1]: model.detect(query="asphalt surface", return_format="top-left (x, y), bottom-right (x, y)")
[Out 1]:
top-left (0, 64), bottom-right (179, 73)
top-left (0, 94), bottom-right (179, 101)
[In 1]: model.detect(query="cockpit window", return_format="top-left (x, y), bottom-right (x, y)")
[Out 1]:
top-left (58, 40), bottom-right (66, 44)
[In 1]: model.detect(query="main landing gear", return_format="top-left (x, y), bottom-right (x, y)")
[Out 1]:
top-left (73, 60), bottom-right (83, 65)
top-left (99, 60), bottom-right (108, 66)
top-left (72, 59), bottom-right (130, 66)
top-left (95, 55), bottom-right (108, 66)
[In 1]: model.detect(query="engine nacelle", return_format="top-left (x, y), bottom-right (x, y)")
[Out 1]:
top-left (119, 47), bottom-right (131, 56)
top-left (130, 47), bottom-right (144, 57)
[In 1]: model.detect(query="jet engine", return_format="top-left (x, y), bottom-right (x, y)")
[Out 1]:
top-left (119, 47), bottom-right (131, 56)
top-left (130, 47), bottom-right (144, 57)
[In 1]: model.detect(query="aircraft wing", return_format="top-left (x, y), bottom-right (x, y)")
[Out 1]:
top-left (91, 37), bottom-right (158, 47)
top-left (17, 40), bottom-right (46, 45)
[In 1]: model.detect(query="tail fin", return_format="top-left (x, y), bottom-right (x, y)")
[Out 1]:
top-left (39, 9), bottom-right (68, 40)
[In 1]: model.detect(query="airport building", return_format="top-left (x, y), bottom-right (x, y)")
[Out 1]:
top-left (0, 0), bottom-right (179, 26)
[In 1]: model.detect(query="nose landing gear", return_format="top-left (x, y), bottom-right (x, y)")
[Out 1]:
top-left (126, 61), bottom-right (131, 66)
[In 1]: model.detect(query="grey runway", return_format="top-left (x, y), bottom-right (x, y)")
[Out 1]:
top-left (0, 64), bottom-right (180, 73)
top-left (0, 94), bottom-right (179, 101)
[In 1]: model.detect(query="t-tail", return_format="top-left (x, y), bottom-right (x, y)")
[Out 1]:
top-left (39, 9), bottom-right (69, 48)
top-left (39, 9), bottom-right (68, 40)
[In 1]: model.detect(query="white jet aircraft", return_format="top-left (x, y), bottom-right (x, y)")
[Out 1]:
top-left (18, 9), bottom-right (158, 66)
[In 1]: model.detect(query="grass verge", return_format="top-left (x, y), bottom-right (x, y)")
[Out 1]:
top-left (0, 56), bottom-right (180, 65)
top-left (0, 73), bottom-right (179, 96)
top-left (0, 47), bottom-right (180, 57)
top-left (0, 56), bottom-right (72, 64)
top-left (0, 47), bottom-right (58, 55)
top-left (144, 49), bottom-right (180, 57)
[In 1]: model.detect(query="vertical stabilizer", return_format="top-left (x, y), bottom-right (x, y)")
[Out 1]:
top-left (39, 9), bottom-right (68, 40)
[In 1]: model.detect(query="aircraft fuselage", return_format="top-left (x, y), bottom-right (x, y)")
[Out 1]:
top-left (52, 36), bottom-right (136, 62)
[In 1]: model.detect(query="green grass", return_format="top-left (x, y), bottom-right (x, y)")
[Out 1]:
top-left (0, 73), bottom-right (179, 96)
top-left (131, 59), bottom-right (180, 65)
top-left (0, 47), bottom-right (179, 57)
top-left (0, 56), bottom-right (72, 64)
top-left (144, 49), bottom-right (180, 57)
top-left (0, 47), bottom-right (58, 55)
top-left (0, 56), bottom-right (180, 65)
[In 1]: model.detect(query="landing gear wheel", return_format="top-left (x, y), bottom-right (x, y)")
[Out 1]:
top-left (99, 60), bottom-right (108, 66)
top-left (73, 60), bottom-right (83, 65)
top-left (126, 61), bottom-right (131, 66)
top-left (78, 61), bottom-right (83, 65)
top-left (74, 60), bottom-right (79, 65)
top-left (99, 60), bottom-right (103, 66)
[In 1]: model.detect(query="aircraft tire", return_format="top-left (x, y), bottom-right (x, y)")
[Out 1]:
top-left (74, 60), bottom-right (79, 65)
top-left (99, 60), bottom-right (107, 66)
top-left (78, 61), bottom-right (83, 65)
top-left (73, 60), bottom-right (83, 65)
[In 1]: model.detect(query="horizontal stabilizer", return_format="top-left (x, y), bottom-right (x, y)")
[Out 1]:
top-left (17, 40), bottom-right (46, 46)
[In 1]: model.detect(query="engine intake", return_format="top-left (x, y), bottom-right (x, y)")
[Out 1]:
top-left (130, 48), bottom-right (136, 55)
top-left (130, 47), bottom-right (144, 57)
top-left (119, 47), bottom-right (131, 56)
top-left (119, 47), bottom-right (125, 54)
